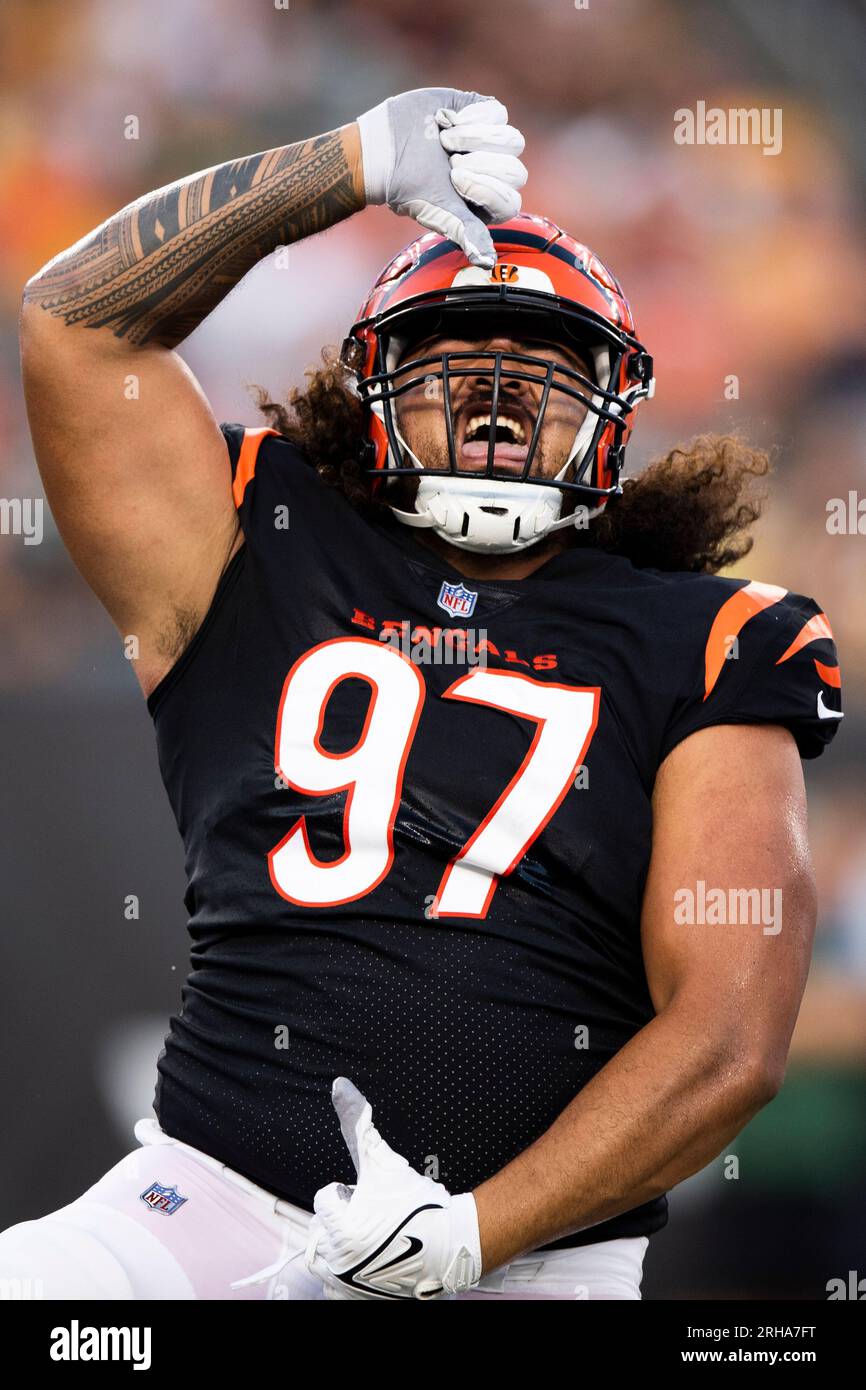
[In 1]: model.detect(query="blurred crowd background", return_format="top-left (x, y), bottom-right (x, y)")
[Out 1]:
top-left (1, 0), bottom-right (864, 1299)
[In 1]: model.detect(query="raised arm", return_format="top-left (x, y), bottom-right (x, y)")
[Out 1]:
top-left (20, 125), bottom-right (364, 695)
top-left (472, 721), bottom-right (816, 1267)
top-left (20, 88), bottom-right (525, 697)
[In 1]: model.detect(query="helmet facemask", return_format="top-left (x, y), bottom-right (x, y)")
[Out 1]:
top-left (346, 290), bottom-right (652, 554)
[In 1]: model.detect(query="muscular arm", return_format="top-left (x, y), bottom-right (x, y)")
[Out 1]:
top-left (23, 130), bottom-right (362, 347)
top-left (21, 125), bottom-right (364, 693)
top-left (472, 722), bottom-right (816, 1270)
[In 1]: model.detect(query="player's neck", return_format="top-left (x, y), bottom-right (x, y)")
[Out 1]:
top-left (413, 529), bottom-right (569, 581)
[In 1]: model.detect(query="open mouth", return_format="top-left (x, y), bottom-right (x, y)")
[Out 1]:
top-left (458, 402), bottom-right (534, 473)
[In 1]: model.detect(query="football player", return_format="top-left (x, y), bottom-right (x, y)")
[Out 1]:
top-left (2, 88), bottom-right (841, 1300)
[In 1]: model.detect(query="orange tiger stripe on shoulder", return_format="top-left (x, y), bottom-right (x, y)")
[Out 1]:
top-left (775, 611), bottom-right (834, 665)
top-left (232, 427), bottom-right (280, 508)
top-left (703, 580), bottom-right (787, 701)
top-left (814, 658), bottom-right (841, 688)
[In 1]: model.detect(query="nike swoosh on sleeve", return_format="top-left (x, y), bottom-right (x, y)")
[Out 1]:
top-left (817, 691), bottom-right (844, 720)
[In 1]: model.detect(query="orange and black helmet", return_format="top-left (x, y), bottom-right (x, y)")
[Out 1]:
top-left (341, 212), bottom-right (654, 505)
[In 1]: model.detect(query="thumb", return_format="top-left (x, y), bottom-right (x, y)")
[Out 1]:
top-left (330, 1076), bottom-right (372, 1175)
top-left (400, 193), bottom-right (496, 269)
top-left (450, 202), bottom-right (497, 268)
top-left (330, 1075), bottom-right (410, 1182)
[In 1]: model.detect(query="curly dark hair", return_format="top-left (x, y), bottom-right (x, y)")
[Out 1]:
top-left (254, 349), bottom-right (770, 574)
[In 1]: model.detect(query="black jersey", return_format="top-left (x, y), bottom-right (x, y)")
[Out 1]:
top-left (148, 424), bottom-right (841, 1249)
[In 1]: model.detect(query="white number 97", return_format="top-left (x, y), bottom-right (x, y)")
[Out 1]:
top-left (269, 636), bottom-right (599, 917)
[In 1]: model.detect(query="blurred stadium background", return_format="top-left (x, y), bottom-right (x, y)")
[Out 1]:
top-left (1, 0), bottom-right (864, 1299)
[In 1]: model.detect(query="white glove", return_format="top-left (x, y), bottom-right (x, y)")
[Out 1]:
top-left (357, 87), bottom-right (527, 269)
top-left (305, 1077), bottom-right (483, 1300)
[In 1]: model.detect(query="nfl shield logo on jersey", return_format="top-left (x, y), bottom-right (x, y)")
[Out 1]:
top-left (437, 579), bottom-right (478, 618)
top-left (140, 1181), bottom-right (188, 1215)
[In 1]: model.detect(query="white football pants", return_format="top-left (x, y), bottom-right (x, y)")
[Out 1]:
top-left (0, 1120), bottom-right (648, 1300)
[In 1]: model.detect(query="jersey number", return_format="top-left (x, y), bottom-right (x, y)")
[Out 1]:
top-left (269, 637), bottom-right (599, 918)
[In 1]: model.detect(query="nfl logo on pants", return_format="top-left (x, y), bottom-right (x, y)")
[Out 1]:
top-left (140, 1181), bottom-right (188, 1215)
top-left (437, 579), bottom-right (477, 618)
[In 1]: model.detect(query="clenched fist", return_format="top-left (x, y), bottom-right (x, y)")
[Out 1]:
top-left (356, 87), bottom-right (527, 268)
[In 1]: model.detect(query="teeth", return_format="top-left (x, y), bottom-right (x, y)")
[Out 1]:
top-left (464, 413), bottom-right (526, 444)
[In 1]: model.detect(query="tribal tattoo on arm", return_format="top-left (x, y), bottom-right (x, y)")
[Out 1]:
top-left (23, 126), bottom-right (364, 348)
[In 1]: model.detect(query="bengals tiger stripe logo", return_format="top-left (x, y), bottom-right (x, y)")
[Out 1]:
top-left (490, 263), bottom-right (519, 283)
